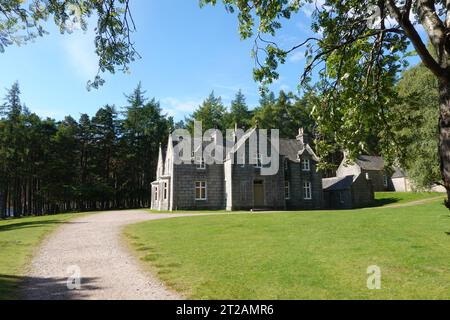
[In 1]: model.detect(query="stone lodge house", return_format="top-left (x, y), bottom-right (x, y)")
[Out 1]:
top-left (322, 174), bottom-right (374, 209)
top-left (336, 155), bottom-right (391, 192)
top-left (151, 127), bottom-right (323, 211)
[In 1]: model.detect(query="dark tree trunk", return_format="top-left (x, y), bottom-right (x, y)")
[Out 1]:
top-left (438, 79), bottom-right (450, 207)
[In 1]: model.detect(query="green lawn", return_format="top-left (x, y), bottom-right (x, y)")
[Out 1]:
top-left (0, 213), bottom-right (85, 299)
top-left (125, 197), bottom-right (450, 299)
top-left (374, 192), bottom-right (444, 207)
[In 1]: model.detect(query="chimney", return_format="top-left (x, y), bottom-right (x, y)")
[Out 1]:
top-left (296, 128), bottom-right (308, 145)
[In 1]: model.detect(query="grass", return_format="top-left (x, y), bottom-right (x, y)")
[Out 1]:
top-left (125, 195), bottom-right (450, 299)
top-left (374, 192), bottom-right (444, 207)
top-left (145, 192), bottom-right (445, 214)
top-left (0, 213), bottom-right (87, 300)
top-left (145, 209), bottom-right (239, 214)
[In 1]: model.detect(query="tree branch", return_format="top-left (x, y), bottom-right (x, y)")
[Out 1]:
top-left (386, 0), bottom-right (447, 78)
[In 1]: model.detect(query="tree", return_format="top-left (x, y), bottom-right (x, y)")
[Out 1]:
top-left (121, 83), bottom-right (171, 208)
top-left (0, 0), bottom-right (137, 89)
top-left (393, 61), bottom-right (441, 189)
top-left (1, 81), bottom-right (22, 118)
top-left (201, 0), bottom-right (450, 205)
top-left (252, 90), bottom-right (315, 138)
top-left (0, 82), bottom-right (173, 217)
top-left (185, 91), bottom-right (227, 132)
top-left (226, 90), bottom-right (252, 129)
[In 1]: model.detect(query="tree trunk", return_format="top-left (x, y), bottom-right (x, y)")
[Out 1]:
top-left (438, 79), bottom-right (450, 206)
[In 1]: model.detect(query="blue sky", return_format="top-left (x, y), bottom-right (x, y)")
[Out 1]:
top-left (0, 1), bottom-right (316, 121)
top-left (0, 1), bottom-right (421, 122)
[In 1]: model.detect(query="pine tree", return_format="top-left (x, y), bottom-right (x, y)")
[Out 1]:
top-left (185, 91), bottom-right (227, 132)
top-left (227, 90), bottom-right (252, 130)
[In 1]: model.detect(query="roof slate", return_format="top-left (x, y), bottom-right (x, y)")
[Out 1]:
top-left (322, 175), bottom-right (355, 191)
top-left (355, 155), bottom-right (385, 171)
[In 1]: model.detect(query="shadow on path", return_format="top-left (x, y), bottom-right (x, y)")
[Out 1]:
top-left (0, 220), bottom-right (86, 233)
top-left (0, 274), bottom-right (101, 300)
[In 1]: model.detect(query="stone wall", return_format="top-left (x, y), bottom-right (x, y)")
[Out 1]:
top-left (351, 174), bottom-right (374, 208)
top-left (323, 189), bottom-right (352, 210)
top-left (363, 169), bottom-right (388, 192)
top-left (172, 163), bottom-right (224, 210)
top-left (286, 155), bottom-right (323, 210)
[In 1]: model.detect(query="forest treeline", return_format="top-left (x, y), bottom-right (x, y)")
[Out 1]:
top-left (0, 82), bottom-right (317, 218)
top-left (0, 83), bottom-right (174, 218)
top-left (0, 60), bottom-right (440, 218)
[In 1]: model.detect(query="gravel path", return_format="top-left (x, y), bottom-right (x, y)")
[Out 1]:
top-left (21, 210), bottom-right (192, 300)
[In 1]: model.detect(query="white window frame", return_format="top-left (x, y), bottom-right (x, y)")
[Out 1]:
top-left (285, 181), bottom-right (290, 200)
top-left (196, 156), bottom-right (206, 170)
top-left (163, 182), bottom-right (168, 200)
top-left (154, 186), bottom-right (158, 201)
top-left (195, 181), bottom-right (207, 200)
top-left (254, 153), bottom-right (262, 168)
top-left (302, 159), bottom-right (311, 172)
top-left (303, 181), bottom-right (312, 200)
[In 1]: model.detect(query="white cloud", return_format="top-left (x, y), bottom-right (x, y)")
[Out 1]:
top-left (289, 50), bottom-right (305, 63)
top-left (161, 97), bottom-right (202, 119)
top-left (301, 0), bottom-right (325, 17)
top-left (61, 30), bottom-right (98, 79)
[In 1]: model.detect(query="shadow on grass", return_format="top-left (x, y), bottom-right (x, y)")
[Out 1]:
top-left (370, 198), bottom-right (401, 208)
top-left (0, 274), bottom-right (101, 300)
top-left (0, 220), bottom-right (86, 233)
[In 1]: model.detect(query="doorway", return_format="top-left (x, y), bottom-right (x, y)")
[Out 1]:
top-left (253, 180), bottom-right (265, 208)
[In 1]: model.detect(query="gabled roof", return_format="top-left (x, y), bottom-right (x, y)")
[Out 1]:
top-left (392, 167), bottom-right (407, 178)
top-left (170, 128), bottom-right (320, 162)
top-left (299, 144), bottom-right (320, 162)
top-left (279, 139), bottom-right (303, 162)
top-left (322, 175), bottom-right (355, 191)
top-left (355, 155), bottom-right (385, 171)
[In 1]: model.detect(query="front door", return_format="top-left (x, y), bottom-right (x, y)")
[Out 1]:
top-left (253, 181), bottom-right (265, 208)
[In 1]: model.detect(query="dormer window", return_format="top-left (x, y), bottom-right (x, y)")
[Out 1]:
top-left (302, 159), bottom-right (311, 172)
top-left (196, 157), bottom-right (206, 170)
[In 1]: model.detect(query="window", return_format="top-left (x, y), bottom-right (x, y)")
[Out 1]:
top-left (285, 181), bottom-right (290, 200)
top-left (154, 187), bottom-right (158, 201)
top-left (163, 182), bottom-right (168, 200)
top-left (196, 157), bottom-right (206, 170)
top-left (302, 159), bottom-right (311, 171)
top-left (303, 181), bottom-right (312, 200)
top-left (383, 175), bottom-right (389, 187)
top-left (366, 173), bottom-right (370, 180)
top-left (195, 181), bottom-right (207, 200)
top-left (284, 159), bottom-right (289, 172)
top-left (254, 153), bottom-right (262, 168)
